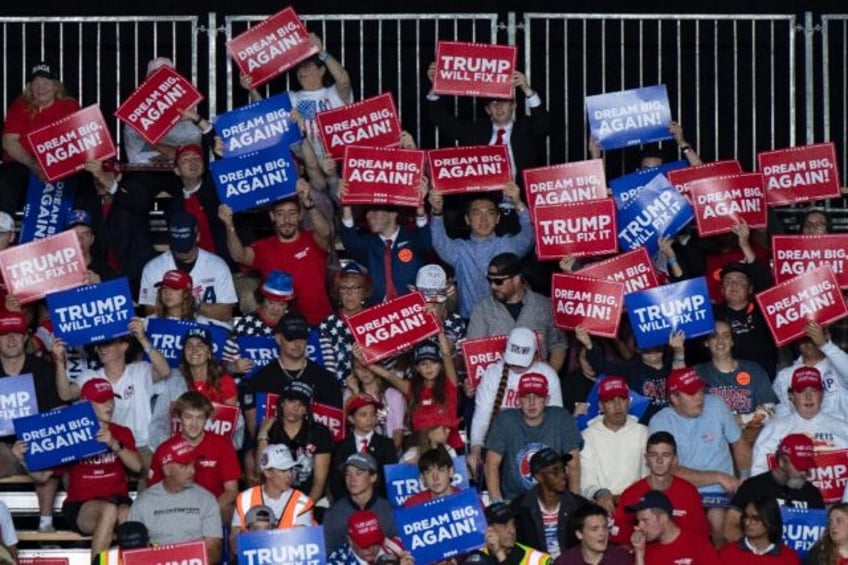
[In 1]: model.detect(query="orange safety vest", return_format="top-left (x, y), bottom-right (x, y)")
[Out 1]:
top-left (234, 485), bottom-right (314, 532)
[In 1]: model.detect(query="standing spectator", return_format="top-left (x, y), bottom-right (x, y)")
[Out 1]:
top-left (319, 262), bottom-right (371, 384)
top-left (65, 209), bottom-right (119, 283)
top-left (717, 498), bottom-right (800, 563)
top-left (554, 503), bottom-right (633, 565)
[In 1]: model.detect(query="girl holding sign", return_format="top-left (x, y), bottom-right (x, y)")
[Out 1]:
top-left (345, 355), bottom-right (406, 451)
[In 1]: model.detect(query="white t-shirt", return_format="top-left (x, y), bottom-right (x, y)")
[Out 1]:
top-left (773, 341), bottom-right (848, 420)
top-left (751, 410), bottom-right (848, 475)
top-left (289, 86), bottom-right (353, 160)
top-left (138, 249), bottom-right (237, 308)
top-left (0, 500), bottom-right (17, 547)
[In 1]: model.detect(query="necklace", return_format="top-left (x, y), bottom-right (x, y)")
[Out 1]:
top-left (279, 358), bottom-right (306, 381)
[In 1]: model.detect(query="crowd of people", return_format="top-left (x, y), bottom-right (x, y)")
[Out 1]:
top-left (0, 27), bottom-right (846, 565)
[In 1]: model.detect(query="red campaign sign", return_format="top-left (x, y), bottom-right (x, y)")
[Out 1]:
top-left (316, 92), bottom-right (401, 160)
top-left (226, 6), bottom-right (318, 88)
top-left (432, 41), bottom-right (517, 99)
top-left (428, 145), bottom-right (512, 194)
top-left (773, 235), bottom-right (848, 289)
top-left (341, 146), bottom-right (424, 208)
top-left (461, 335), bottom-right (508, 389)
top-left (689, 173), bottom-right (767, 236)
top-left (27, 105), bottom-right (116, 183)
top-left (114, 66), bottom-right (204, 146)
top-left (758, 142), bottom-right (841, 206)
top-left (0, 230), bottom-right (86, 304)
top-left (755, 266), bottom-right (848, 347)
top-left (768, 448), bottom-right (848, 504)
top-left (533, 199), bottom-right (618, 260)
top-left (171, 402), bottom-right (240, 439)
top-left (312, 402), bottom-right (345, 442)
top-left (523, 160), bottom-right (607, 218)
top-left (579, 247), bottom-right (659, 295)
top-left (666, 159), bottom-right (742, 200)
top-left (552, 273), bottom-right (625, 338)
top-left (123, 540), bottom-right (207, 565)
top-left (345, 292), bottom-right (441, 364)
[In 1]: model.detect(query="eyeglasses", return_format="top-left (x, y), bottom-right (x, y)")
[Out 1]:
top-left (338, 285), bottom-right (363, 293)
top-left (803, 221), bottom-right (828, 231)
top-left (487, 275), bottom-right (513, 286)
top-left (742, 513), bottom-right (763, 523)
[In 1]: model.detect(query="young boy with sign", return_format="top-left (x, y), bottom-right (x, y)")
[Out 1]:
top-left (402, 446), bottom-right (461, 508)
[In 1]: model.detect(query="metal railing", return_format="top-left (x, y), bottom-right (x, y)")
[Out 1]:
top-left (821, 15), bottom-right (848, 187)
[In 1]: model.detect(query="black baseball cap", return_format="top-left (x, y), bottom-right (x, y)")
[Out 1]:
top-left (529, 447), bottom-right (573, 475)
top-left (624, 490), bottom-right (673, 516)
top-left (484, 501), bottom-right (514, 524)
top-left (274, 312), bottom-right (308, 341)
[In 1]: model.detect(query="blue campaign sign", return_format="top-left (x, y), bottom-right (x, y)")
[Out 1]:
top-left (210, 142), bottom-right (299, 213)
top-left (575, 377), bottom-right (650, 431)
top-left (47, 277), bottom-right (134, 347)
top-left (384, 456), bottom-right (470, 508)
top-left (625, 277), bottom-right (714, 349)
top-left (13, 401), bottom-right (106, 471)
top-left (610, 161), bottom-right (688, 209)
top-left (586, 84), bottom-right (673, 150)
top-left (214, 93), bottom-right (302, 158)
top-left (395, 489), bottom-right (486, 564)
top-left (306, 327), bottom-right (325, 368)
top-left (146, 318), bottom-right (230, 368)
top-left (236, 335), bottom-right (279, 379)
top-left (20, 174), bottom-right (77, 244)
top-left (0, 374), bottom-right (37, 436)
top-left (782, 507), bottom-right (826, 560)
top-left (616, 173), bottom-right (693, 256)
top-left (236, 525), bottom-right (326, 565)
top-left (700, 492), bottom-right (731, 508)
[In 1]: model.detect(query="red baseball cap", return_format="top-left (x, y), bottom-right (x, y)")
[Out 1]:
top-left (80, 378), bottom-right (119, 403)
top-left (666, 367), bottom-right (705, 396)
top-left (0, 312), bottom-right (27, 335)
top-left (175, 143), bottom-right (203, 162)
top-left (155, 269), bottom-right (193, 291)
top-left (517, 372), bottom-right (549, 397)
top-left (777, 433), bottom-right (815, 471)
top-left (791, 366), bottom-right (823, 392)
top-left (348, 510), bottom-right (384, 548)
top-left (345, 393), bottom-right (383, 416)
top-left (160, 439), bottom-right (196, 466)
top-left (411, 404), bottom-right (460, 431)
top-left (598, 376), bottom-right (629, 402)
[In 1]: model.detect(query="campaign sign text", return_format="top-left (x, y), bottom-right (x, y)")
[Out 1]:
top-left (385, 456), bottom-right (470, 507)
top-left (0, 230), bottom-right (86, 304)
top-left (210, 142), bottom-right (298, 212)
top-left (123, 539), bottom-right (208, 565)
top-left (781, 507), bottom-right (826, 559)
top-left (433, 41), bottom-right (517, 99)
top-left (534, 198), bottom-right (617, 259)
top-left (523, 160), bottom-right (607, 217)
top-left (146, 319), bottom-right (229, 367)
top-left (394, 489), bottom-right (486, 563)
top-left (312, 402), bottom-right (344, 443)
top-left (575, 377), bottom-right (650, 431)
top-left (755, 266), bottom-right (848, 347)
top-left (237, 335), bottom-right (279, 379)
top-left (346, 292), bottom-right (441, 364)
top-left (586, 85), bottom-right (672, 149)
top-left (579, 247), bottom-right (659, 295)
top-left (226, 7), bottom-right (318, 88)
top-left (316, 92), bottom-right (401, 160)
top-left (552, 274), bottom-right (624, 337)
top-left (610, 161), bottom-right (688, 209)
top-left (689, 173), bottom-right (767, 236)
top-left (758, 142), bottom-right (841, 206)
top-left (215, 93), bottom-right (302, 158)
top-left (13, 401), bottom-right (105, 471)
top-left (27, 105), bottom-right (116, 182)
top-left (47, 277), bottom-right (134, 347)
top-left (0, 374), bottom-right (37, 436)
top-left (616, 173), bottom-right (694, 256)
top-left (172, 402), bottom-right (239, 440)
top-left (428, 145), bottom-right (512, 194)
top-left (236, 525), bottom-right (325, 565)
top-left (20, 175), bottom-right (77, 244)
top-left (341, 146), bottom-right (424, 207)
top-left (625, 277), bottom-right (714, 349)
top-left (114, 66), bottom-right (204, 145)
top-left (772, 235), bottom-right (848, 289)
top-left (461, 335), bottom-right (507, 389)
top-left (665, 159), bottom-right (743, 201)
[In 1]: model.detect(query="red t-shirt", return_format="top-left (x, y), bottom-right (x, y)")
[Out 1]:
top-left (3, 96), bottom-right (81, 160)
top-left (644, 528), bottom-right (719, 565)
top-left (189, 374), bottom-right (238, 404)
top-left (402, 486), bottom-right (461, 508)
top-left (64, 423), bottom-right (136, 503)
top-left (249, 231), bottom-right (331, 326)
top-left (409, 378), bottom-right (463, 449)
top-left (718, 541), bottom-right (800, 564)
top-left (148, 432), bottom-right (241, 497)
top-left (611, 476), bottom-right (710, 546)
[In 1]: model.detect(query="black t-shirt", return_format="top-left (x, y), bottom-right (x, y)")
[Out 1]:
top-left (267, 419), bottom-right (333, 496)
top-left (729, 471), bottom-right (825, 512)
top-left (241, 359), bottom-right (343, 410)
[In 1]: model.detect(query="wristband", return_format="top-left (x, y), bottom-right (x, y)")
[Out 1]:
top-left (319, 51), bottom-right (330, 62)
top-left (192, 116), bottom-right (203, 126)
top-left (673, 356), bottom-right (685, 363)
top-left (143, 344), bottom-right (153, 354)
top-left (680, 145), bottom-right (692, 153)
top-left (257, 435), bottom-right (269, 442)
top-left (667, 256), bottom-right (678, 266)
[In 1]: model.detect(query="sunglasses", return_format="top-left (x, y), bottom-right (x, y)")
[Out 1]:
top-left (487, 275), bottom-right (513, 286)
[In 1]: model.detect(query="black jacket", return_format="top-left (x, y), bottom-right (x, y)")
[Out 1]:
top-left (511, 485), bottom-right (589, 554)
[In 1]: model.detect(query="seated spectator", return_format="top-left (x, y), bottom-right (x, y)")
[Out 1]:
top-left (148, 392), bottom-right (240, 523)
top-left (724, 434), bottom-right (824, 544)
top-left (319, 261), bottom-right (372, 385)
top-left (346, 352), bottom-right (406, 452)
top-left (0, 500), bottom-right (15, 564)
top-left (128, 440), bottom-right (222, 564)
top-left (628, 490), bottom-right (719, 564)
top-left (805, 503), bottom-right (848, 564)
top-left (513, 448), bottom-right (589, 559)
top-left (323, 453), bottom-right (398, 554)
top-left (402, 446), bottom-right (461, 507)
top-left (555, 503), bottom-right (633, 565)
top-left (65, 209), bottom-right (119, 283)
top-left (580, 376), bottom-right (649, 513)
top-left (139, 212), bottom-right (237, 324)
top-left (181, 327), bottom-right (238, 405)
top-left (327, 510), bottom-right (411, 565)
top-left (244, 505), bottom-right (275, 532)
top-left (92, 521), bottom-right (150, 565)
top-left (482, 502), bottom-right (553, 563)
top-left (467, 253), bottom-right (567, 371)
top-left (485, 372), bottom-right (581, 500)
top-left (330, 394), bottom-right (398, 500)
top-left (717, 498), bottom-right (800, 563)
top-left (401, 404), bottom-right (459, 464)
top-left (752, 367), bottom-right (848, 475)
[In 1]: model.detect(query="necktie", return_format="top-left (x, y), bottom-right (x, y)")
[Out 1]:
top-left (383, 239), bottom-right (398, 299)
top-left (495, 128), bottom-right (506, 145)
top-left (360, 438), bottom-right (369, 453)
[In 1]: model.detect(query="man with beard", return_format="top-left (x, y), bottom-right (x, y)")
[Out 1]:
top-left (723, 433), bottom-right (824, 543)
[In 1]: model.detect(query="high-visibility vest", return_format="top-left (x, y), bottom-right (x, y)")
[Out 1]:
top-left (93, 547), bottom-right (121, 565)
top-left (234, 485), bottom-right (314, 532)
top-left (485, 543), bottom-right (552, 565)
